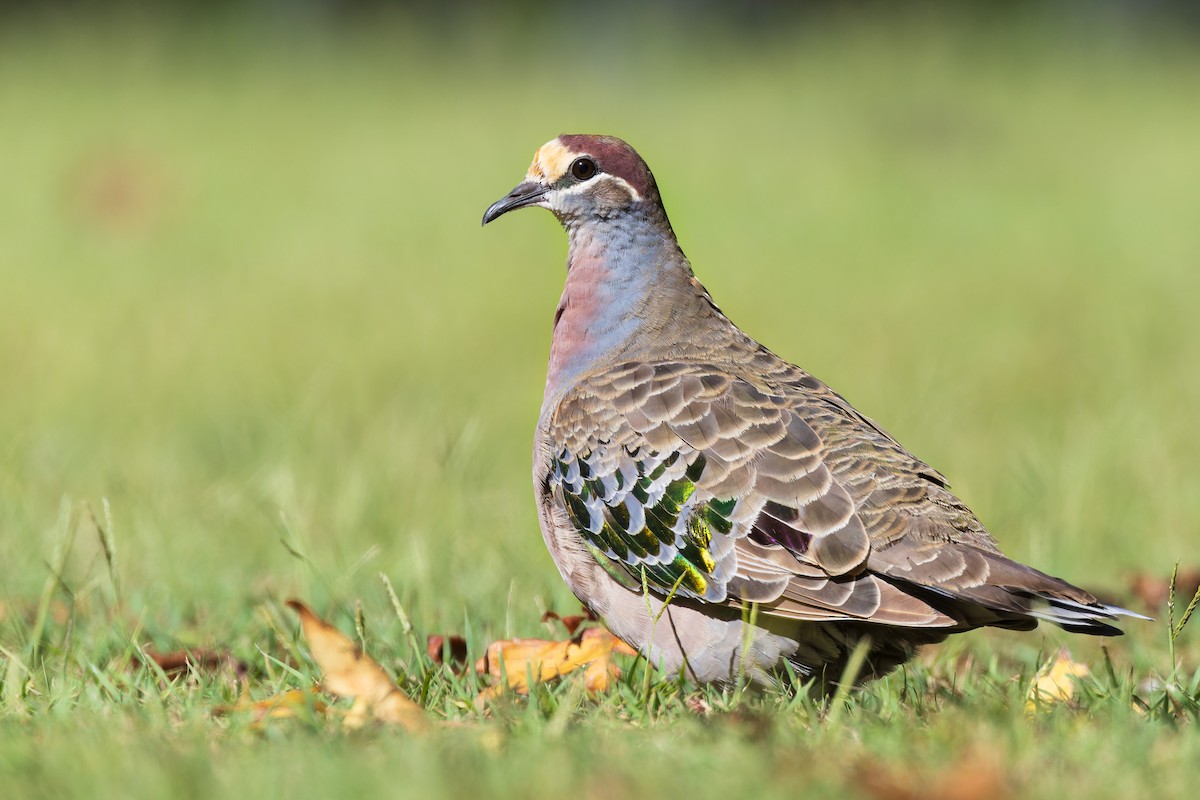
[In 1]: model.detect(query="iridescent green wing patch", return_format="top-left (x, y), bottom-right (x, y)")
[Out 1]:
top-left (548, 449), bottom-right (738, 602)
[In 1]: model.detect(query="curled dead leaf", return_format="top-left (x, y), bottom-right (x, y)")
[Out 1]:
top-left (137, 648), bottom-right (242, 677)
top-left (426, 634), bottom-right (469, 671)
top-left (541, 606), bottom-right (598, 636)
top-left (286, 599), bottom-right (427, 732)
top-left (475, 627), bottom-right (637, 702)
top-left (1025, 648), bottom-right (1089, 714)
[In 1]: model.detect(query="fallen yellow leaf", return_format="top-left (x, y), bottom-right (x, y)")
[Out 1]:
top-left (475, 627), bottom-right (637, 701)
top-left (1025, 648), bottom-right (1089, 713)
top-left (217, 687), bottom-right (328, 724)
top-left (286, 599), bottom-right (427, 731)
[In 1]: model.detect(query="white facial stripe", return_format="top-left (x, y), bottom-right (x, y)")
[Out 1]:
top-left (552, 174), bottom-right (643, 202)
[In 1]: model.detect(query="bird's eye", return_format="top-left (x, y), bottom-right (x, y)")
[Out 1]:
top-left (570, 157), bottom-right (598, 181)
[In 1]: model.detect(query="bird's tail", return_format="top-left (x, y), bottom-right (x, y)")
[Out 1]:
top-left (874, 544), bottom-right (1150, 635)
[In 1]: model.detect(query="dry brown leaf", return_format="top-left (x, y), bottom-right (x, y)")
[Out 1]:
top-left (216, 687), bottom-right (328, 724)
top-left (65, 148), bottom-right (171, 235)
top-left (1025, 648), bottom-right (1089, 713)
top-left (426, 635), bottom-right (469, 671)
top-left (1128, 568), bottom-right (1200, 610)
top-left (137, 648), bottom-right (241, 676)
top-left (286, 599), bottom-right (427, 732)
top-left (541, 606), bottom-right (598, 636)
top-left (857, 751), bottom-right (1011, 800)
top-left (475, 627), bottom-right (637, 701)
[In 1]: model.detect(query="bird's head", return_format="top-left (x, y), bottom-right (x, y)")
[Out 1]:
top-left (482, 134), bottom-right (662, 226)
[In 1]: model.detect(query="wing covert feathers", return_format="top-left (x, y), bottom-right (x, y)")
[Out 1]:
top-left (543, 357), bottom-right (1139, 637)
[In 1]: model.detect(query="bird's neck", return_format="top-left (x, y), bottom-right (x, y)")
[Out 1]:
top-left (544, 215), bottom-right (717, 403)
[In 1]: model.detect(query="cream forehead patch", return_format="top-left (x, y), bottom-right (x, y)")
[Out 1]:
top-left (526, 139), bottom-right (576, 183)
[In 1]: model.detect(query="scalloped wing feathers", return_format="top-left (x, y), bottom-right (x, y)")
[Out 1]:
top-left (542, 357), bottom-right (1130, 635)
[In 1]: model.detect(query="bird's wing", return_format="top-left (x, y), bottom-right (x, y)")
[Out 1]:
top-left (544, 359), bottom-right (1136, 632)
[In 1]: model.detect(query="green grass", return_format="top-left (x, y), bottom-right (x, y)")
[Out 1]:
top-left (2, 11), bottom-right (1200, 798)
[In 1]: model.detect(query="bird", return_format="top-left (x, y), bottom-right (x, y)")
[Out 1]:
top-left (482, 134), bottom-right (1143, 689)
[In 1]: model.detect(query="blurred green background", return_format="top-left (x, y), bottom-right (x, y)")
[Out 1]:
top-left (4, 1), bottom-right (1198, 614)
top-left (1, 2), bottom-right (1199, 796)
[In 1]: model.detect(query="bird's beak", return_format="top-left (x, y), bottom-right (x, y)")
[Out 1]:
top-left (482, 181), bottom-right (549, 226)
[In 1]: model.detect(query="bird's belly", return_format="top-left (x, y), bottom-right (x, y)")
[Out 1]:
top-left (541, 510), bottom-right (800, 684)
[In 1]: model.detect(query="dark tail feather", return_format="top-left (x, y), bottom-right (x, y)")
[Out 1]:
top-left (1021, 592), bottom-right (1150, 636)
top-left (878, 550), bottom-right (1151, 636)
